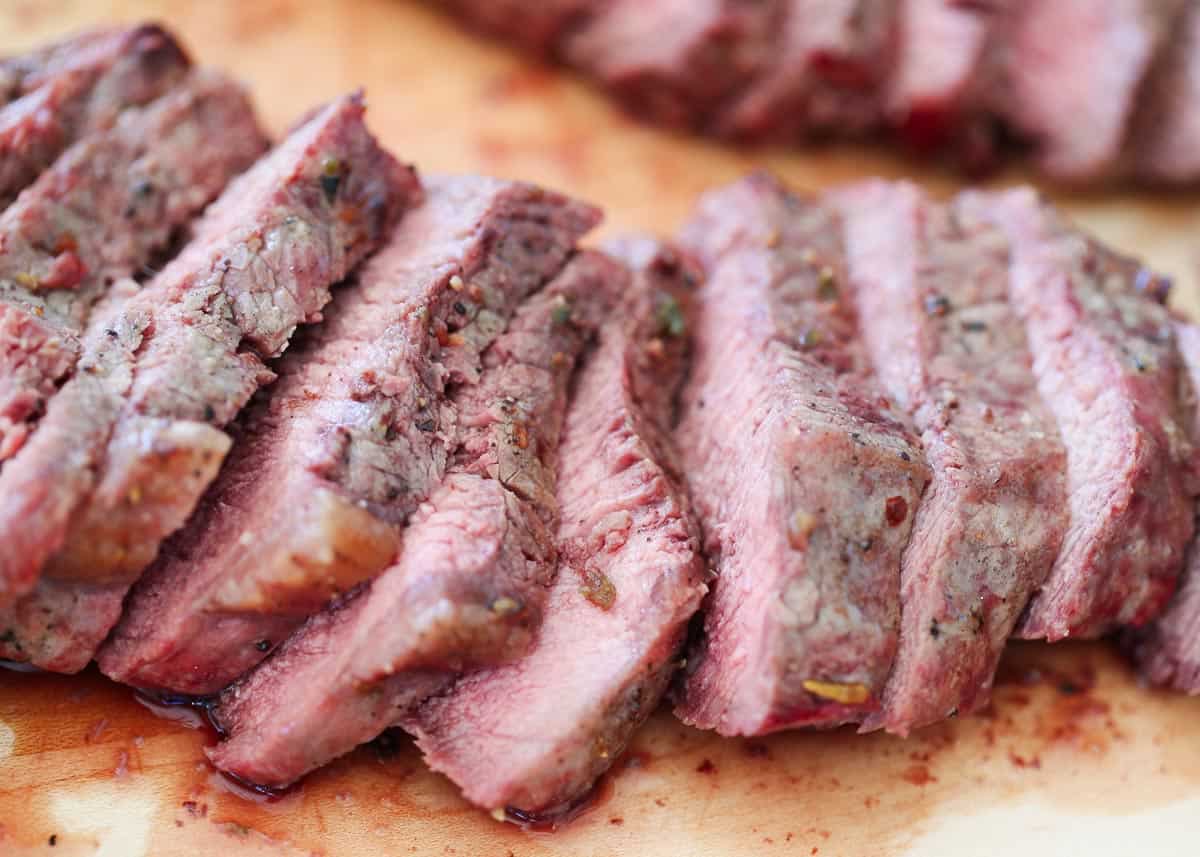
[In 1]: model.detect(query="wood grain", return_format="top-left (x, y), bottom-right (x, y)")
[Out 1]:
top-left (1, 2), bottom-right (1199, 854)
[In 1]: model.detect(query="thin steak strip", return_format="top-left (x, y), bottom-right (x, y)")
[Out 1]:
top-left (407, 238), bottom-right (705, 820)
top-left (0, 28), bottom-right (122, 104)
top-left (0, 24), bottom-right (190, 209)
top-left (984, 0), bottom-right (1185, 181)
top-left (0, 69), bottom-right (268, 463)
top-left (1127, 321), bottom-right (1200, 693)
top-left (673, 174), bottom-right (929, 736)
top-left (833, 181), bottom-right (1067, 734)
top-left (562, 0), bottom-right (778, 130)
top-left (959, 187), bottom-right (1194, 639)
top-left (98, 175), bottom-right (600, 695)
top-left (0, 93), bottom-right (417, 667)
top-left (1128, 1), bottom-right (1200, 183)
top-left (717, 0), bottom-right (895, 141)
top-left (209, 250), bottom-right (623, 788)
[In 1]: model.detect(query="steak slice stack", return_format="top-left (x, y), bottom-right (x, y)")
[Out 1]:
top-left (832, 181), bottom-right (1067, 734)
top-left (718, 0), bottom-right (895, 140)
top-left (0, 69), bottom-right (268, 464)
top-left (960, 187), bottom-right (1195, 640)
top-left (0, 24), bottom-right (190, 208)
top-left (98, 175), bottom-right (600, 695)
top-left (0, 92), bottom-right (418, 670)
top-left (562, 0), bottom-right (778, 129)
top-left (208, 248), bottom-right (623, 787)
top-left (1127, 321), bottom-right (1200, 693)
top-left (672, 174), bottom-right (929, 736)
top-left (406, 238), bottom-right (706, 820)
top-left (984, 0), bottom-right (1186, 181)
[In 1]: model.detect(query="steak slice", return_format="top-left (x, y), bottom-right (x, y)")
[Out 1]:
top-left (98, 175), bottom-right (600, 694)
top-left (832, 181), bottom-right (1067, 734)
top-left (672, 175), bottom-right (929, 736)
top-left (717, 0), bottom-right (895, 140)
top-left (562, 0), bottom-right (779, 129)
top-left (0, 24), bottom-right (190, 208)
top-left (0, 69), bottom-right (268, 464)
top-left (959, 187), bottom-right (1194, 639)
top-left (0, 28), bottom-right (122, 103)
top-left (1128, 1), bottom-right (1200, 183)
top-left (434, 0), bottom-right (599, 55)
top-left (0, 93), bottom-right (417, 666)
top-left (1127, 321), bottom-right (1200, 692)
top-left (208, 250), bottom-right (623, 788)
top-left (407, 238), bottom-right (705, 819)
top-left (984, 0), bottom-right (1184, 181)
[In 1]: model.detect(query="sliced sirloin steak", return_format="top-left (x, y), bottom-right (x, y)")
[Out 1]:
top-left (0, 27), bottom-right (122, 104)
top-left (562, 0), bottom-right (779, 130)
top-left (98, 175), bottom-right (601, 695)
top-left (209, 250), bottom-right (623, 788)
top-left (1126, 321), bottom-right (1200, 693)
top-left (0, 92), bottom-right (417, 667)
top-left (832, 181), bottom-right (1067, 734)
top-left (958, 187), bottom-right (1195, 639)
top-left (983, 0), bottom-right (1186, 181)
top-left (1128, 1), bottom-right (1200, 183)
top-left (0, 68), bottom-right (268, 464)
top-left (717, 0), bottom-right (895, 140)
top-left (434, 0), bottom-right (600, 55)
top-left (406, 237), bottom-right (705, 820)
top-left (672, 174), bottom-right (929, 736)
top-left (0, 24), bottom-right (190, 209)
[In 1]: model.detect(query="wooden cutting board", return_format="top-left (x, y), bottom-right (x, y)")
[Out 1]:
top-left (1, 2), bottom-right (1199, 854)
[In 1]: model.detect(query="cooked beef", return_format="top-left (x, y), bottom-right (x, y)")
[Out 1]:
top-left (983, 0), bottom-right (1185, 181)
top-left (435, 0), bottom-right (599, 55)
top-left (1124, 319), bottom-right (1200, 691)
top-left (1127, 320), bottom-right (1200, 692)
top-left (0, 28), bottom-right (122, 103)
top-left (0, 93), bottom-right (417, 668)
top-left (406, 238), bottom-right (705, 818)
top-left (832, 181), bottom-right (1067, 734)
top-left (718, 0), bottom-right (894, 140)
top-left (1129, 2), bottom-right (1200, 183)
top-left (98, 175), bottom-right (601, 694)
top-left (885, 0), bottom-right (994, 161)
top-left (671, 175), bottom-right (929, 736)
top-left (958, 188), bottom-right (1194, 639)
top-left (562, 0), bottom-right (778, 129)
top-left (0, 69), bottom-right (268, 464)
top-left (0, 24), bottom-right (190, 208)
top-left (208, 250), bottom-right (623, 788)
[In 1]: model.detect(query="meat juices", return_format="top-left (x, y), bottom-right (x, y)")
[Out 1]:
top-left (833, 181), bottom-right (1067, 734)
top-left (209, 250), bottom-right (623, 788)
top-left (960, 187), bottom-right (1194, 639)
top-left (99, 176), bottom-right (600, 694)
top-left (407, 238), bottom-right (705, 818)
top-left (0, 24), bottom-right (190, 208)
top-left (0, 69), bottom-right (268, 464)
top-left (673, 174), bottom-right (929, 736)
top-left (0, 93), bottom-right (417, 669)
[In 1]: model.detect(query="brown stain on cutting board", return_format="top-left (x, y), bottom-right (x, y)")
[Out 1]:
top-left (1, 1), bottom-right (1199, 854)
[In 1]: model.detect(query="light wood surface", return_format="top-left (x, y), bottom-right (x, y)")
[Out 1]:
top-left (1, 2), bottom-right (1199, 854)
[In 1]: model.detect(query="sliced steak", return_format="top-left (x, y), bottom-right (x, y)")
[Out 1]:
top-left (0, 28), bottom-right (122, 103)
top-left (1127, 321), bottom-right (1200, 692)
top-left (0, 69), bottom-right (268, 464)
top-left (717, 0), bottom-right (895, 140)
top-left (959, 187), bottom-right (1194, 639)
top-left (0, 24), bottom-right (190, 208)
top-left (435, 0), bottom-right (599, 55)
top-left (98, 175), bottom-right (600, 694)
top-left (1128, 2), bottom-right (1200, 183)
top-left (672, 175), bottom-right (929, 736)
top-left (984, 0), bottom-right (1184, 181)
top-left (832, 181), bottom-right (1067, 734)
top-left (209, 250), bottom-right (623, 788)
top-left (407, 238), bottom-right (705, 819)
top-left (562, 0), bottom-right (778, 129)
top-left (0, 93), bottom-right (417, 666)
